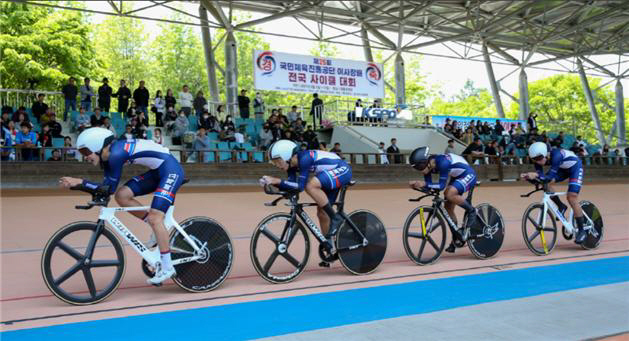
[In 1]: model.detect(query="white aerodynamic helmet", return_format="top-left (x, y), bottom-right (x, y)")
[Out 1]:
top-left (77, 127), bottom-right (115, 156)
top-left (269, 139), bottom-right (299, 162)
top-left (528, 141), bottom-right (548, 159)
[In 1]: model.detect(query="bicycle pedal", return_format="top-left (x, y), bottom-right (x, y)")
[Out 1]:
top-left (318, 261), bottom-right (330, 268)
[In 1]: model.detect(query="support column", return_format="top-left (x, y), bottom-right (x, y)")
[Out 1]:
top-left (199, 6), bottom-right (220, 103)
top-left (361, 27), bottom-right (374, 62)
top-left (518, 68), bottom-right (530, 121)
top-left (482, 44), bottom-right (505, 118)
top-left (615, 80), bottom-right (626, 146)
top-left (577, 58), bottom-right (606, 145)
top-left (394, 52), bottom-right (405, 106)
top-left (224, 32), bottom-right (238, 116)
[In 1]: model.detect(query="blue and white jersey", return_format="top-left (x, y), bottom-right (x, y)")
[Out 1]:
top-left (84, 138), bottom-right (176, 193)
top-left (535, 148), bottom-right (580, 181)
top-left (278, 150), bottom-right (348, 191)
top-left (424, 153), bottom-right (475, 190)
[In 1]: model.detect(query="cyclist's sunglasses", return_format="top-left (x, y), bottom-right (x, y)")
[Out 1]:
top-left (531, 155), bottom-right (545, 162)
top-left (78, 147), bottom-right (93, 157)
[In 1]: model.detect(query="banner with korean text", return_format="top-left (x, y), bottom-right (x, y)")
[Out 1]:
top-left (253, 50), bottom-right (385, 98)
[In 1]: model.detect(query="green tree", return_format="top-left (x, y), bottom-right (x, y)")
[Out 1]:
top-left (429, 89), bottom-right (497, 118)
top-left (452, 79), bottom-right (483, 101)
top-left (0, 2), bottom-right (99, 89)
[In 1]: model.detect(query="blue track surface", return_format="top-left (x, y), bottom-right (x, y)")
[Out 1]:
top-left (3, 256), bottom-right (629, 340)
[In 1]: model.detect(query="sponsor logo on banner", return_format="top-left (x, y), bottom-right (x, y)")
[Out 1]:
top-left (256, 51), bottom-right (276, 76)
top-left (365, 63), bottom-right (382, 86)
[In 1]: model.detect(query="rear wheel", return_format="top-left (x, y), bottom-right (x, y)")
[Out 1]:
top-left (337, 210), bottom-right (387, 275)
top-left (577, 201), bottom-right (604, 250)
top-left (170, 217), bottom-right (233, 292)
top-left (402, 206), bottom-right (446, 265)
top-left (521, 203), bottom-right (557, 256)
top-left (466, 204), bottom-right (504, 259)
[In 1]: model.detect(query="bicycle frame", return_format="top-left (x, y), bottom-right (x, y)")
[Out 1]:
top-left (540, 191), bottom-right (575, 233)
top-left (96, 205), bottom-right (203, 267)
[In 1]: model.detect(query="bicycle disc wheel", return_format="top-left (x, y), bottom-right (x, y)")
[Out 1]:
top-left (41, 222), bottom-right (126, 305)
top-left (521, 203), bottom-right (557, 256)
top-left (402, 206), bottom-right (446, 265)
top-left (337, 210), bottom-right (387, 275)
top-left (577, 201), bottom-right (604, 250)
top-left (170, 217), bottom-right (233, 292)
top-left (250, 213), bottom-right (310, 284)
top-left (467, 203), bottom-right (504, 259)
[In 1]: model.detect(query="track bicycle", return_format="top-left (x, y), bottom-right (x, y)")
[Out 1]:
top-left (402, 183), bottom-right (505, 265)
top-left (250, 181), bottom-right (387, 283)
top-left (41, 182), bottom-right (233, 305)
top-left (520, 178), bottom-right (603, 255)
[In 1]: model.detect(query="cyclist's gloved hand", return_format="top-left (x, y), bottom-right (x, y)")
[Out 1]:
top-left (259, 176), bottom-right (273, 187)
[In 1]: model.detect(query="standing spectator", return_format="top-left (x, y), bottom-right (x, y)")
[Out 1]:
top-left (527, 112), bottom-right (538, 134)
top-left (253, 92), bottom-right (265, 120)
top-left (238, 89), bottom-right (250, 119)
top-left (47, 149), bottom-right (62, 161)
top-left (309, 93), bottom-right (323, 128)
top-left (1, 118), bottom-right (14, 161)
top-left (38, 124), bottom-right (53, 147)
top-left (64, 136), bottom-right (78, 160)
top-left (258, 124), bottom-right (273, 149)
top-left (494, 120), bottom-right (504, 136)
top-left (15, 122), bottom-right (38, 160)
top-left (112, 79), bottom-right (131, 113)
top-left (98, 77), bottom-right (113, 112)
top-left (287, 105), bottom-right (300, 123)
top-left (61, 77), bottom-right (78, 121)
top-left (387, 138), bottom-right (402, 164)
top-left (179, 85), bottom-right (193, 116)
top-left (165, 89), bottom-right (177, 112)
top-left (152, 128), bottom-right (163, 145)
top-left (193, 91), bottom-right (207, 116)
top-left (32, 94), bottom-right (48, 122)
top-left (378, 142), bottom-right (389, 164)
top-left (153, 90), bottom-right (165, 127)
top-left (47, 114), bottom-right (63, 138)
top-left (90, 108), bottom-right (104, 127)
top-left (102, 116), bottom-right (116, 137)
top-left (133, 80), bottom-right (149, 115)
top-left (445, 139), bottom-right (456, 154)
top-left (75, 108), bottom-right (91, 133)
top-left (80, 77), bottom-right (94, 111)
top-left (330, 142), bottom-right (343, 159)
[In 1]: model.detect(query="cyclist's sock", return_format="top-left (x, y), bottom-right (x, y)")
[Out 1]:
top-left (160, 250), bottom-right (173, 270)
top-left (322, 203), bottom-right (336, 220)
top-left (458, 200), bottom-right (475, 214)
top-left (575, 216), bottom-right (585, 229)
top-left (550, 195), bottom-right (566, 211)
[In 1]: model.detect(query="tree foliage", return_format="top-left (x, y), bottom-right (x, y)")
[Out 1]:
top-left (0, 2), bottom-right (99, 89)
top-left (429, 89), bottom-right (497, 118)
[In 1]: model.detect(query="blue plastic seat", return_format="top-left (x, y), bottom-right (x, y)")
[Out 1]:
top-left (217, 142), bottom-right (231, 161)
top-left (52, 138), bottom-right (65, 147)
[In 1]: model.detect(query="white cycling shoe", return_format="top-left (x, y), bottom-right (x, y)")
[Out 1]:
top-left (147, 264), bottom-right (176, 286)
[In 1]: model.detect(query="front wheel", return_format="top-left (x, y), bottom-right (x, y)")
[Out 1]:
top-left (170, 217), bottom-right (233, 292)
top-left (337, 210), bottom-right (387, 275)
top-left (576, 201), bottom-right (604, 250)
top-left (521, 203), bottom-right (557, 256)
top-left (41, 221), bottom-right (126, 305)
top-left (466, 203), bottom-right (505, 259)
top-left (402, 206), bottom-right (446, 265)
top-left (250, 213), bottom-right (310, 284)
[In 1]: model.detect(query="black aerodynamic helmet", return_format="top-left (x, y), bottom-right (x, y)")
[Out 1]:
top-left (409, 146), bottom-right (430, 170)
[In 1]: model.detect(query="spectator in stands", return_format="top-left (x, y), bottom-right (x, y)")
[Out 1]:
top-left (453, 128), bottom-right (463, 140)
top-left (553, 131), bottom-right (564, 147)
top-left (123, 124), bottom-right (134, 139)
top-left (126, 101), bottom-right (138, 119)
top-left (482, 122), bottom-right (492, 135)
top-left (47, 149), bottom-right (62, 161)
top-left (1, 118), bottom-right (13, 161)
top-left (1, 111), bottom-right (10, 130)
top-left (462, 128), bottom-right (474, 145)
top-left (576, 135), bottom-right (587, 148)
top-left (287, 105), bottom-right (300, 123)
top-left (10, 106), bottom-right (25, 122)
top-left (238, 89), bottom-right (250, 119)
top-left (47, 114), bottom-right (63, 138)
top-left (102, 116), bottom-right (116, 137)
top-left (527, 112), bottom-right (538, 134)
top-left (444, 123), bottom-right (453, 135)
top-left (494, 120), bottom-right (504, 136)
top-left (194, 127), bottom-right (211, 159)
top-left (310, 93), bottom-right (323, 128)
top-left (132, 80), bottom-right (149, 115)
top-left (38, 124), bottom-right (53, 147)
top-left (32, 94), bottom-right (48, 123)
top-left (153, 90), bottom-right (165, 127)
top-left (90, 108), bottom-right (104, 127)
top-left (129, 118), bottom-right (145, 139)
top-left (193, 91), bottom-right (207, 116)
top-left (253, 92), bottom-right (265, 120)
top-left (291, 118), bottom-right (305, 136)
top-left (174, 110), bottom-right (189, 140)
top-left (569, 141), bottom-right (581, 155)
top-left (75, 108), bottom-right (91, 133)
top-left (62, 77), bottom-right (78, 121)
top-left (198, 110), bottom-right (212, 131)
top-left (13, 111), bottom-right (32, 130)
top-left (330, 142), bottom-right (343, 159)
top-left (259, 124), bottom-right (273, 149)
top-left (277, 109), bottom-right (288, 126)
top-left (485, 140), bottom-right (498, 163)
top-left (515, 122), bottom-right (525, 134)
top-left (462, 137), bottom-right (485, 160)
top-left (113, 79), bottom-right (131, 113)
top-left (215, 104), bottom-right (225, 119)
top-left (319, 141), bottom-right (327, 151)
top-left (377, 142), bottom-right (389, 164)
top-left (98, 77), bottom-right (113, 113)
top-left (387, 138), bottom-right (402, 164)
top-left (64, 136), bottom-right (77, 161)
top-left (80, 77), bottom-right (94, 111)
top-left (451, 120), bottom-right (459, 132)
top-left (164, 106), bottom-right (177, 135)
top-left (165, 89), bottom-right (176, 112)
top-left (40, 107), bottom-right (55, 126)
top-left (221, 114), bottom-right (235, 132)
top-left (445, 139), bottom-right (456, 154)
top-left (152, 128), bottom-right (163, 145)
top-left (234, 127), bottom-right (246, 144)
top-left (469, 120), bottom-right (477, 134)
top-left (15, 122), bottom-right (38, 160)
top-left (179, 85), bottom-right (194, 116)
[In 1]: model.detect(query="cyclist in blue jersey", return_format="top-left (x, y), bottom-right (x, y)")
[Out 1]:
top-left (408, 146), bottom-right (477, 253)
top-left (520, 142), bottom-right (587, 243)
top-left (59, 127), bottom-right (184, 285)
top-left (260, 139), bottom-right (352, 251)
